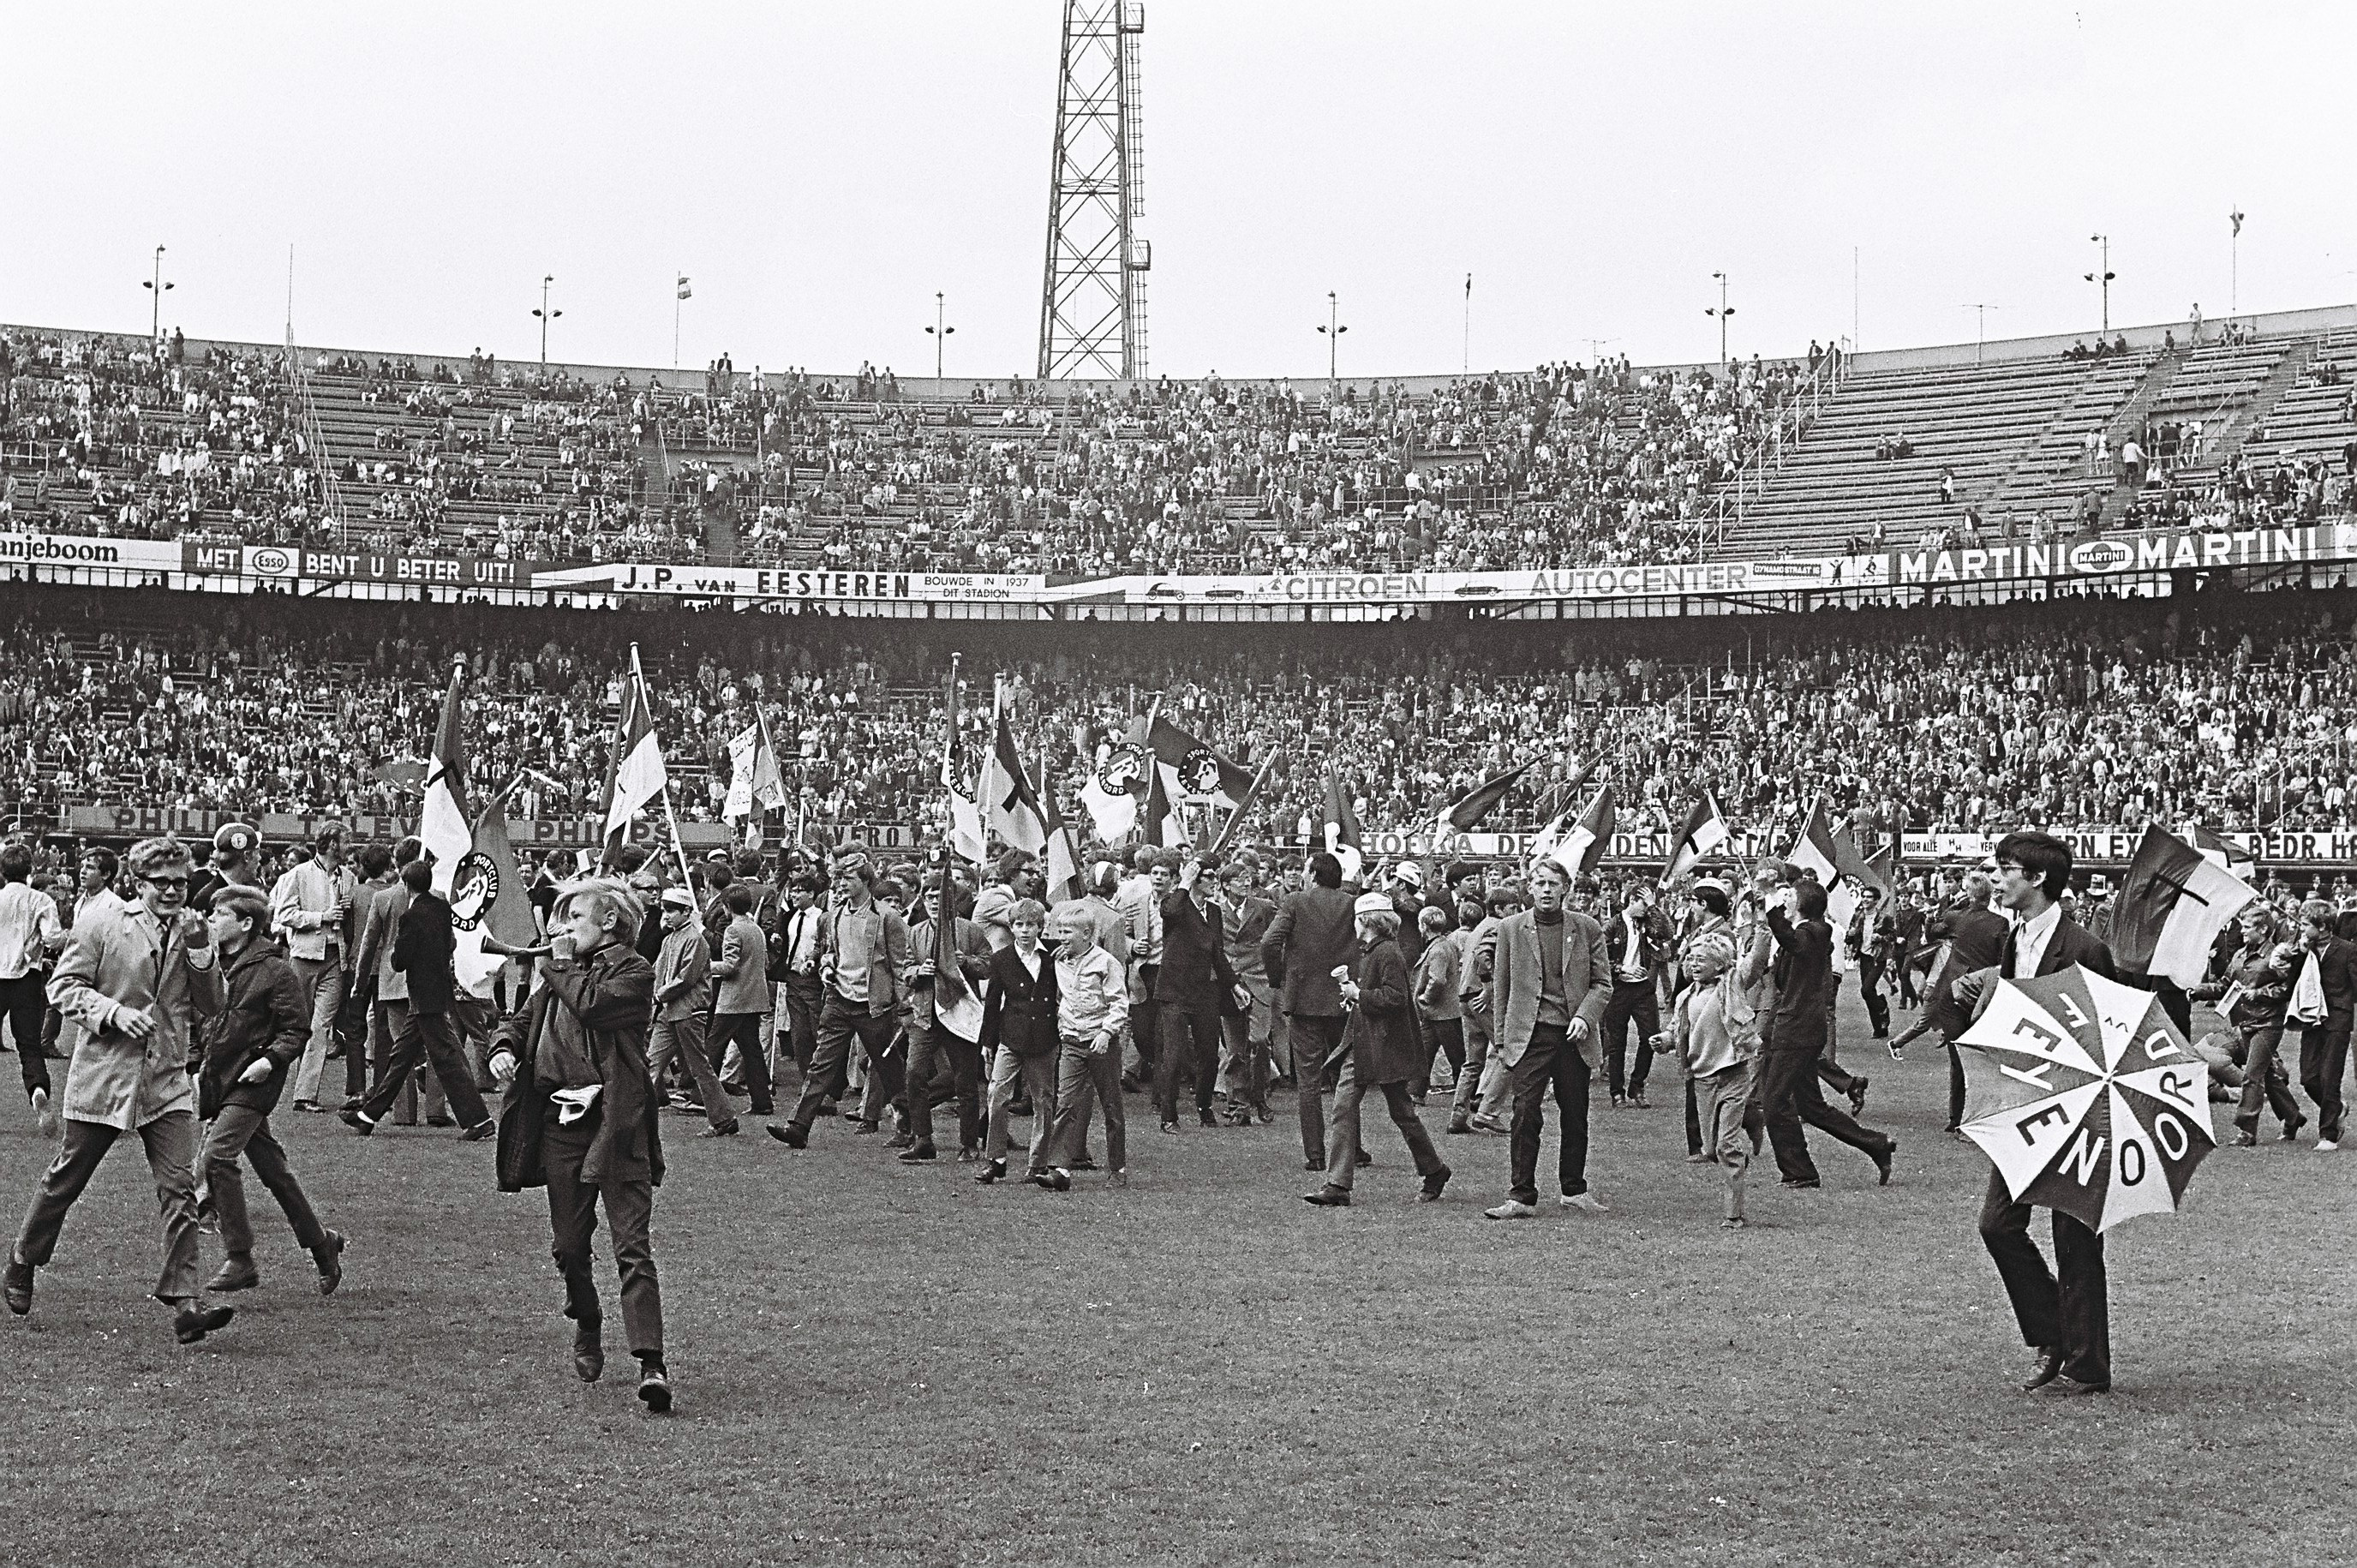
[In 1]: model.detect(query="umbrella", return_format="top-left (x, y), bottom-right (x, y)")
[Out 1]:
top-left (1956, 964), bottom-right (2216, 1234)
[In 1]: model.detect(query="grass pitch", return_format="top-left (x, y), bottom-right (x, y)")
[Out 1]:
top-left (2, 990), bottom-right (2351, 1567)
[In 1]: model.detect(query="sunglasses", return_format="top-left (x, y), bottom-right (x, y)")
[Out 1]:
top-left (140, 874), bottom-right (190, 887)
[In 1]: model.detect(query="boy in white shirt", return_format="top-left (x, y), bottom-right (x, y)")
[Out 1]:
top-left (1033, 901), bottom-right (1131, 1192)
top-left (1666, 932), bottom-right (1757, 1229)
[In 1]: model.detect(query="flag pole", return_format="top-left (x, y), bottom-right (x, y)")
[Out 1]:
top-left (1210, 752), bottom-right (1274, 859)
top-left (631, 643), bottom-right (700, 905)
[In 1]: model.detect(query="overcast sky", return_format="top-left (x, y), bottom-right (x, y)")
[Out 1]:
top-left (6, 3), bottom-right (2351, 379)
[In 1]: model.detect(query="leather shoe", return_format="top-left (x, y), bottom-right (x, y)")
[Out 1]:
top-left (3, 1255), bottom-right (31, 1315)
top-left (1847, 1077), bottom-right (1870, 1116)
top-left (1445, 1119), bottom-right (1472, 1134)
top-left (1873, 1142), bottom-right (1897, 1186)
top-left (1161, 1121), bottom-right (1181, 1135)
top-left (174, 1302), bottom-right (234, 1344)
top-left (1302, 1157), bottom-right (1326, 1172)
top-left (767, 1122), bottom-right (808, 1148)
top-left (311, 1230), bottom-right (347, 1296)
top-left (1031, 1169), bottom-right (1073, 1192)
top-left (1199, 1109), bottom-right (1217, 1128)
top-left (898, 1145), bottom-right (937, 1163)
top-left (975, 1158), bottom-right (1008, 1185)
top-left (1301, 1185), bottom-right (1350, 1206)
top-left (206, 1254), bottom-right (261, 1293)
top-left (425, 1114), bottom-right (456, 1128)
top-left (1068, 1155), bottom-right (1099, 1171)
top-left (574, 1324), bottom-right (604, 1383)
top-left (2021, 1349), bottom-right (2066, 1391)
top-left (637, 1361), bottom-right (673, 1414)
top-left (2039, 1373), bottom-right (2110, 1397)
top-left (1418, 1165), bottom-right (1451, 1202)
top-left (460, 1121), bottom-right (495, 1142)
top-left (697, 1122), bottom-right (741, 1138)
top-left (340, 1108), bottom-right (375, 1136)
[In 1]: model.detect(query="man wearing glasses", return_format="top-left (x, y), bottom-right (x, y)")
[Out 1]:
top-left (5, 838), bottom-right (236, 1344)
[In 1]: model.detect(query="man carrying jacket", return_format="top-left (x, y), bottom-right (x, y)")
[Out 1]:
top-left (489, 877), bottom-right (670, 1413)
top-left (194, 885), bottom-right (346, 1296)
top-left (1476, 858), bottom-right (1613, 1219)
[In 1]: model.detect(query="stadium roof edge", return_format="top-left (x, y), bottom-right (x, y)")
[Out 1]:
top-left (7, 300), bottom-right (2352, 394)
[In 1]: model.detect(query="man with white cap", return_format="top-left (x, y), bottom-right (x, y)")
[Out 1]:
top-left (647, 886), bottom-right (739, 1137)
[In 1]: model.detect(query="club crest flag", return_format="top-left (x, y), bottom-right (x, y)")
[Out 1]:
top-left (1080, 743), bottom-right (1146, 841)
top-left (1141, 714), bottom-right (1254, 806)
top-left (420, 661), bottom-right (473, 898)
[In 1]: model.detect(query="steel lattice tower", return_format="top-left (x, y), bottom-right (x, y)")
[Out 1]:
top-left (1037, 0), bottom-right (1147, 380)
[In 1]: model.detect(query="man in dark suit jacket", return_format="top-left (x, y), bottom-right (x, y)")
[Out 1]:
top-left (2293, 898), bottom-right (2357, 1150)
top-left (1154, 852), bottom-right (1241, 1134)
top-left (1263, 852), bottom-right (1358, 1171)
top-left (342, 859), bottom-right (492, 1139)
top-left (1956, 832), bottom-right (2120, 1397)
top-left (1924, 872), bottom-right (2010, 1130)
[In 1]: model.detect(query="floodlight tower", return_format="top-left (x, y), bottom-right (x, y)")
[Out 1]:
top-left (1037, 0), bottom-right (1149, 380)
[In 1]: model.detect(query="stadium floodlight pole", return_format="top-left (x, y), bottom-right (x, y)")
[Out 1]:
top-left (1316, 290), bottom-right (1348, 392)
top-left (2084, 235), bottom-right (2114, 334)
top-left (1961, 303), bottom-right (1999, 365)
top-left (925, 291), bottom-right (956, 382)
top-left (1705, 272), bottom-right (1734, 367)
top-left (533, 274), bottom-right (562, 366)
top-left (143, 246), bottom-right (173, 343)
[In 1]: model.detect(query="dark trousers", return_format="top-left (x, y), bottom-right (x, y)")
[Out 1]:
top-left (787, 991), bottom-right (900, 1133)
top-left (1858, 957), bottom-right (1890, 1036)
top-left (1323, 1054), bottom-right (1445, 1191)
top-left (200, 1103), bottom-right (326, 1258)
top-left (905, 1022), bottom-right (982, 1152)
top-left (359, 1002), bottom-right (490, 1129)
top-left (1947, 1042), bottom-right (1968, 1130)
top-left (1760, 1046), bottom-right (1890, 1185)
top-left (648, 1013), bottom-right (736, 1131)
top-left (2233, 1025), bottom-right (2300, 1134)
top-left (1417, 1014), bottom-right (1463, 1098)
top-left (1289, 1012), bottom-right (1345, 1163)
top-left (1896, 952), bottom-right (1922, 1008)
top-left (1153, 1005), bottom-right (1221, 1125)
top-left (2300, 1017), bottom-right (2351, 1144)
top-left (1129, 967), bottom-right (1161, 1080)
top-left (542, 1110), bottom-right (662, 1361)
top-left (1044, 1038), bottom-right (1126, 1173)
top-left (710, 1011), bottom-right (772, 1115)
top-left (1219, 1012), bottom-right (1273, 1113)
top-left (0, 972), bottom-right (48, 1099)
top-left (1506, 1024), bottom-right (1592, 1205)
top-left (1978, 1168), bottom-right (2108, 1386)
top-left (1601, 978), bottom-right (1659, 1098)
top-left (780, 973), bottom-right (822, 1074)
top-left (15, 1110), bottom-right (201, 1303)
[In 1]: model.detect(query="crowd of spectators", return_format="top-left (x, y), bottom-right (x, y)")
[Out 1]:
top-left (7, 583), bottom-right (2357, 864)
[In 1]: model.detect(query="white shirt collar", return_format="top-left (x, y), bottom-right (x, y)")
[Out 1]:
top-left (2009, 901), bottom-right (2063, 978)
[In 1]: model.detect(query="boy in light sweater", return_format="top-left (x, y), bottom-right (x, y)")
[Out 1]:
top-left (1665, 931), bottom-right (1757, 1228)
top-left (1034, 901), bottom-right (1131, 1192)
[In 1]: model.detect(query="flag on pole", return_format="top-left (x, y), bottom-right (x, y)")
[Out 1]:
top-left (1078, 745), bottom-right (1146, 841)
top-left (451, 788), bottom-right (535, 997)
top-left (1144, 751), bottom-right (1187, 849)
top-left (601, 651), bottom-right (669, 866)
top-left (2111, 824), bottom-right (2258, 987)
top-left (676, 275), bottom-right (693, 300)
top-left (942, 663), bottom-right (984, 864)
top-left (1140, 714), bottom-right (1256, 807)
top-left (2183, 820), bottom-right (2257, 879)
top-left (1038, 749), bottom-right (1086, 904)
top-left (979, 703), bottom-right (1049, 856)
top-left (1544, 785), bottom-right (1615, 880)
top-left (1429, 761), bottom-right (1531, 841)
top-left (1210, 755), bottom-right (1275, 859)
top-left (1787, 798), bottom-right (1887, 948)
top-left (419, 658), bottom-right (474, 896)
top-left (1660, 791), bottom-right (1730, 885)
top-left (1320, 771), bottom-right (1366, 885)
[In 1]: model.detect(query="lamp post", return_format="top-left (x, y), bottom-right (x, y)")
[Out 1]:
top-left (925, 291), bottom-right (956, 382)
top-left (533, 275), bottom-right (562, 366)
top-left (1961, 302), bottom-right (2000, 365)
top-left (1316, 290), bottom-right (1348, 391)
top-left (1705, 272), bottom-right (1734, 367)
top-left (2084, 235), bottom-right (2115, 334)
top-left (142, 246), bottom-right (173, 343)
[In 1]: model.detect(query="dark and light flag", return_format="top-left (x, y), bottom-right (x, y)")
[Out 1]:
top-left (2111, 825), bottom-right (2258, 987)
top-left (1141, 713), bottom-right (1256, 806)
top-left (1660, 791), bottom-right (1729, 884)
top-left (1546, 785), bottom-right (1616, 879)
top-left (1038, 749), bottom-right (1086, 904)
top-left (980, 705), bottom-right (1049, 856)
top-left (420, 658), bottom-right (474, 895)
top-left (601, 655), bottom-right (668, 859)
top-left (1431, 761), bottom-right (1531, 839)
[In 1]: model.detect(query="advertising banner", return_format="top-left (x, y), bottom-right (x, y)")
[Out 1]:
top-left (1886, 523), bottom-right (2357, 589)
top-left (65, 805), bottom-right (733, 852)
top-left (179, 542), bottom-right (554, 588)
top-left (0, 530), bottom-right (182, 572)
